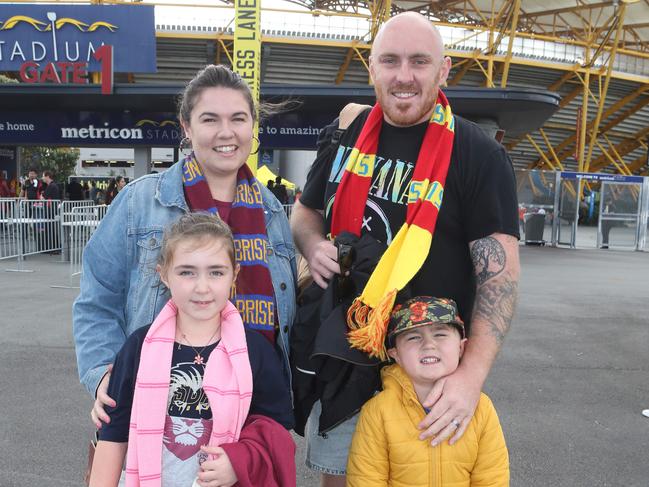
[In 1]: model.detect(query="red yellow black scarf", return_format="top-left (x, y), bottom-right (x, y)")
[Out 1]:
top-left (182, 154), bottom-right (276, 344)
top-left (330, 91), bottom-right (455, 360)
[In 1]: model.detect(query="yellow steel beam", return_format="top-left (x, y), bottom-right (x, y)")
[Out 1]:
top-left (549, 71), bottom-right (578, 91)
top-left (598, 92), bottom-right (649, 134)
top-left (353, 47), bottom-right (370, 72)
top-left (448, 57), bottom-right (476, 86)
top-left (584, 15), bottom-right (619, 69)
top-left (509, 80), bottom-right (580, 152)
top-left (627, 154), bottom-right (648, 173)
top-left (336, 48), bottom-right (355, 84)
top-left (474, 59), bottom-right (494, 87)
top-left (590, 125), bottom-right (649, 172)
top-left (526, 134), bottom-right (557, 171)
top-left (530, 86), bottom-right (649, 168)
top-left (217, 39), bottom-right (234, 65)
top-left (500, 0), bottom-right (521, 88)
top-left (595, 139), bottom-right (632, 176)
top-left (584, 2), bottom-right (627, 173)
top-left (368, 0), bottom-right (391, 41)
top-left (486, 29), bottom-right (494, 88)
top-left (539, 128), bottom-right (565, 170)
top-left (465, 0), bottom-right (490, 26)
top-left (519, 2), bottom-right (611, 20)
top-left (578, 60), bottom-right (590, 172)
top-left (603, 135), bottom-right (634, 175)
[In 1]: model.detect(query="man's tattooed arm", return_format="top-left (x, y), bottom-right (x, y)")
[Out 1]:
top-left (469, 234), bottom-right (520, 346)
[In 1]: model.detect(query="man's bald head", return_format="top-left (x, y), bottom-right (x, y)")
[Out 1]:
top-left (368, 12), bottom-right (451, 126)
top-left (372, 12), bottom-right (444, 59)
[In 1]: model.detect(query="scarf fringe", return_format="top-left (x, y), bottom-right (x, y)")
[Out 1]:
top-left (347, 289), bottom-right (397, 361)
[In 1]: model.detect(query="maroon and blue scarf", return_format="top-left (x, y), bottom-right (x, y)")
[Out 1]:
top-left (182, 154), bottom-right (276, 344)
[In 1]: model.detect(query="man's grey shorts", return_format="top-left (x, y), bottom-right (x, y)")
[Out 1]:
top-left (304, 401), bottom-right (360, 476)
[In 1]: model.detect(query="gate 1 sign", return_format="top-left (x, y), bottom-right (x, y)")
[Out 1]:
top-left (0, 4), bottom-right (155, 73)
top-left (18, 45), bottom-right (113, 94)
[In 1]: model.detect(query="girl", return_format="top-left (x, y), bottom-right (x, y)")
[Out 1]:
top-left (89, 213), bottom-right (295, 487)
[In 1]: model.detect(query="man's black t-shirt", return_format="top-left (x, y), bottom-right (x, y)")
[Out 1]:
top-left (301, 110), bottom-right (519, 331)
top-left (43, 181), bottom-right (61, 200)
top-left (23, 179), bottom-right (42, 199)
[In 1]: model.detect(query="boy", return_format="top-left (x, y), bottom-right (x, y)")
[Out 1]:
top-left (347, 296), bottom-right (509, 487)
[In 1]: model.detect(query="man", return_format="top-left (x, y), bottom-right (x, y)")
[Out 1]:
top-left (89, 181), bottom-right (98, 203)
top-left (40, 170), bottom-right (61, 253)
top-left (66, 178), bottom-right (84, 201)
top-left (42, 171), bottom-right (61, 200)
top-left (272, 175), bottom-right (289, 204)
top-left (20, 169), bottom-right (43, 200)
top-left (290, 12), bottom-right (520, 487)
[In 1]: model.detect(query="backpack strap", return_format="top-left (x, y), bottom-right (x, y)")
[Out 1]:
top-left (338, 103), bottom-right (371, 130)
top-left (331, 103), bottom-right (372, 145)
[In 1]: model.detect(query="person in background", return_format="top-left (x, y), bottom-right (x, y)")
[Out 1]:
top-left (105, 176), bottom-right (126, 205)
top-left (89, 181), bottom-right (98, 203)
top-left (20, 168), bottom-right (43, 200)
top-left (0, 174), bottom-right (11, 197)
top-left (67, 179), bottom-right (85, 201)
top-left (42, 171), bottom-right (61, 200)
top-left (272, 175), bottom-right (289, 204)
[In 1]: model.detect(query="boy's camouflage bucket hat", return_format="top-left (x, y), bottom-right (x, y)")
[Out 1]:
top-left (387, 296), bottom-right (465, 348)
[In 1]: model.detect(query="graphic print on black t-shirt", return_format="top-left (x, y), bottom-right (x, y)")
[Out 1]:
top-left (323, 120), bottom-right (428, 245)
top-left (162, 343), bottom-right (216, 463)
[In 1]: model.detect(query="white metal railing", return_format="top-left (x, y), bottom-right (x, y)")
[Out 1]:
top-left (59, 200), bottom-right (96, 262)
top-left (69, 205), bottom-right (107, 277)
top-left (0, 198), bottom-right (20, 261)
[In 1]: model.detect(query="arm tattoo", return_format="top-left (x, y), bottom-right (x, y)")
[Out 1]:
top-left (470, 236), bottom-right (518, 346)
top-left (470, 237), bottom-right (505, 285)
top-left (473, 277), bottom-right (517, 345)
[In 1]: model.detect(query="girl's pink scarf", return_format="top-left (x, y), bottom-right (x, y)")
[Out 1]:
top-left (124, 300), bottom-right (253, 486)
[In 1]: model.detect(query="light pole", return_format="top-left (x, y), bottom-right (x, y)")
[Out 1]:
top-left (46, 11), bottom-right (58, 61)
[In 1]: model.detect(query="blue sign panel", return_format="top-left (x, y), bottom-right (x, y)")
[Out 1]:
top-left (0, 110), bottom-right (331, 149)
top-left (0, 112), bottom-right (179, 146)
top-left (0, 4), bottom-right (156, 72)
top-left (560, 171), bottom-right (644, 184)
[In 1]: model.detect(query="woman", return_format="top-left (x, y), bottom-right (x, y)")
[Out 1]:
top-left (104, 176), bottom-right (125, 205)
top-left (73, 65), bottom-right (297, 427)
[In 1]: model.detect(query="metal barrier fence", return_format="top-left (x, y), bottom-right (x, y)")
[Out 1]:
top-left (598, 181), bottom-right (642, 249)
top-left (20, 199), bottom-right (62, 256)
top-left (516, 170), bottom-right (649, 250)
top-left (59, 200), bottom-right (96, 262)
top-left (283, 204), bottom-right (294, 220)
top-left (0, 198), bottom-right (20, 261)
top-left (0, 199), bottom-right (62, 263)
top-left (69, 205), bottom-right (107, 277)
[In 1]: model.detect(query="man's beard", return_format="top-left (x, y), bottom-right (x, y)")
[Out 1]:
top-left (379, 84), bottom-right (439, 127)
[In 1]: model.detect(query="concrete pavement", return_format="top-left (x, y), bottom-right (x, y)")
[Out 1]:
top-left (1, 246), bottom-right (648, 486)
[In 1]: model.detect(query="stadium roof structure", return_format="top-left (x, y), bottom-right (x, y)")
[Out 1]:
top-left (2, 0), bottom-right (649, 175)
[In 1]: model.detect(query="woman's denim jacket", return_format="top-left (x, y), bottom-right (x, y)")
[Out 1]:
top-left (73, 161), bottom-right (297, 395)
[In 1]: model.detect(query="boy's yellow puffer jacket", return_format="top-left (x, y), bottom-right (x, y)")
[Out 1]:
top-left (347, 364), bottom-right (509, 487)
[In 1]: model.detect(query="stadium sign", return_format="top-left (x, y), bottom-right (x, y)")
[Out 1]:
top-left (0, 4), bottom-right (155, 72)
